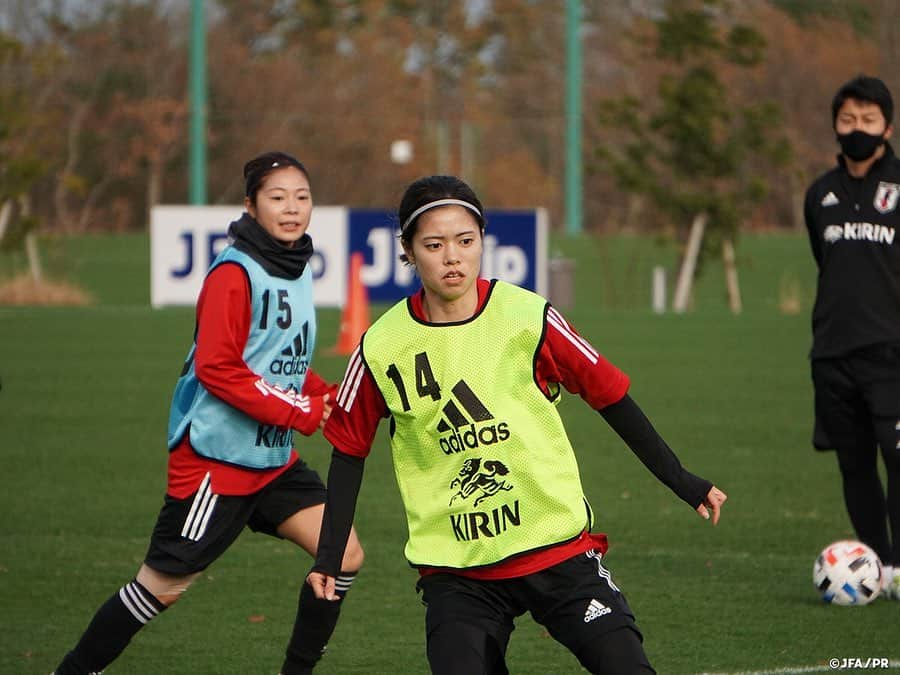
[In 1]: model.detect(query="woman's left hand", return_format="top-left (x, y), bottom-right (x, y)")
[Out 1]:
top-left (696, 486), bottom-right (727, 525)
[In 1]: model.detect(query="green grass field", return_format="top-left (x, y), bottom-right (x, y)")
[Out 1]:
top-left (1, 231), bottom-right (896, 674)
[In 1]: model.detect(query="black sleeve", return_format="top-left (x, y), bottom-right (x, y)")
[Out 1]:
top-left (598, 394), bottom-right (712, 509)
top-left (804, 185), bottom-right (823, 268)
top-left (312, 448), bottom-right (366, 577)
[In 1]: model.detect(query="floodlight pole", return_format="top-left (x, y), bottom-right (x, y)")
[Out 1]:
top-left (564, 0), bottom-right (583, 235)
top-left (189, 0), bottom-right (207, 205)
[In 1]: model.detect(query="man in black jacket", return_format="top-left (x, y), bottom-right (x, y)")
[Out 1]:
top-left (805, 74), bottom-right (900, 600)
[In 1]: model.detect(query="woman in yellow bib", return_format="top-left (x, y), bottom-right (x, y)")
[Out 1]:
top-left (308, 175), bottom-right (727, 674)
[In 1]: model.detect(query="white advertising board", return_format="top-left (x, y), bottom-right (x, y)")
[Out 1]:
top-left (150, 205), bottom-right (348, 308)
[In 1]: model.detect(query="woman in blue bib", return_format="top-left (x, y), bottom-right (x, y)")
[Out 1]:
top-left (308, 175), bottom-right (726, 674)
top-left (54, 152), bottom-right (364, 675)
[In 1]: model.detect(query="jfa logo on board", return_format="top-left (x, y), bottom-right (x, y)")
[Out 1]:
top-left (348, 209), bottom-right (547, 303)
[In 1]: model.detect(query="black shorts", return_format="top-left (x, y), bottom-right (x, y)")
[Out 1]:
top-left (144, 458), bottom-right (326, 575)
top-left (416, 550), bottom-right (644, 674)
top-left (812, 344), bottom-right (900, 450)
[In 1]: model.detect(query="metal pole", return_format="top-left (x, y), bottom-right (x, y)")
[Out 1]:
top-left (565, 0), bottom-right (583, 235)
top-left (189, 0), bottom-right (207, 205)
top-left (436, 120), bottom-right (450, 174)
top-left (461, 121), bottom-right (476, 189)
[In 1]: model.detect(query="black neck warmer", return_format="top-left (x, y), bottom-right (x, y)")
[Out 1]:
top-left (227, 212), bottom-right (313, 280)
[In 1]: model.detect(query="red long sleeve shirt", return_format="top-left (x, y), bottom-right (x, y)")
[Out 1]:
top-left (167, 262), bottom-right (333, 499)
top-left (324, 278), bottom-right (630, 579)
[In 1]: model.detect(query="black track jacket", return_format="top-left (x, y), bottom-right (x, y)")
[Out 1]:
top-left (804, 142), bottom-right (900, 359)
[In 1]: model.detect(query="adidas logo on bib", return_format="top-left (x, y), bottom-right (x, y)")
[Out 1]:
top-left (437, 380), bottom-right (510, 455)
top-left (583, 598), bottom-right (612, 623)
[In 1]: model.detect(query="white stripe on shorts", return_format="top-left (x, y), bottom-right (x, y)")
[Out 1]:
top-left (586, 549), bottom-right (620, 592)
top-left (181, 472), bottom-right (218, 542)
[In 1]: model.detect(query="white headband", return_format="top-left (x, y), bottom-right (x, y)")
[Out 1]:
top-left (401, 198), bottom-right (483, 232)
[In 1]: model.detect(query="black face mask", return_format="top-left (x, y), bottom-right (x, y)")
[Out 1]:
top-left (837, 129), bottom-right (885, 162)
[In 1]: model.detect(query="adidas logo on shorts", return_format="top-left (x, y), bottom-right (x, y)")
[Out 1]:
top-left (583, 598), bottom-right (612, 623)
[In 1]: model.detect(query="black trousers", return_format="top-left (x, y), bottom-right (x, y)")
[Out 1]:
top-left (812, 344), bottom-right (900, 566)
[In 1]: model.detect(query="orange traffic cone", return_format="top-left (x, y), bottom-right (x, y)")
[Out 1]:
top-left (330, 252), bottom-right (370, 355)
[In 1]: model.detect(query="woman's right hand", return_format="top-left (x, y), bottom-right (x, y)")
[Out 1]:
top-left (696, 485), bottom-right (727, 525)
top-left (306, 570), bottom-right (340, 601)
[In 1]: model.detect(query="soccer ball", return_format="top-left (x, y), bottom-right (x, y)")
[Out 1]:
top-left (813, 540), bottom-right (882, 605)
